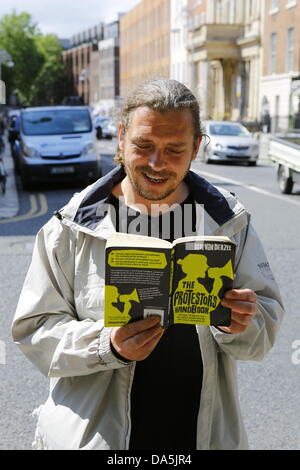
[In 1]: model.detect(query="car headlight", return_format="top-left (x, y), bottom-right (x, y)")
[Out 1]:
top-left (81, 142), bottom-right (94, 155)
top-left (215, 143), bottom-right (224, 150)
top-left (23, 143), bottom-right (40, 158)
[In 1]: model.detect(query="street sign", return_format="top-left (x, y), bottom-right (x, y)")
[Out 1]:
top-left (0, 80), bottom-right (5, 104)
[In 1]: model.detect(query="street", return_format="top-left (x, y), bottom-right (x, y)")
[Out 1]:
top-left (0, 136), bottom-right (300, 450)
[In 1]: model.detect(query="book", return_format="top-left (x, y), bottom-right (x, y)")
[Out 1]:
top-left (104, 233), bottom-right (236, 328)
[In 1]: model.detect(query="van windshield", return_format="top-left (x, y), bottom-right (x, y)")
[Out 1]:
top-left (21, 109), bottom-right (92, 135)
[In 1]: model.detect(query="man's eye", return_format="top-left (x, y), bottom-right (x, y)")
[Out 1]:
top-left (168, 149), bottom-right (183, 154)
top-left (136, 144), bottom-right (151, 150)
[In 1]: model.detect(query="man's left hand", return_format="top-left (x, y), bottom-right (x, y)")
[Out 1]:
top-left (218, 288), bottom-right (258, 334)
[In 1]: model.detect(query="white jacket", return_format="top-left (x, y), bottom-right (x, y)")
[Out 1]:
top-left (12, 167), bottom-right (285, 450)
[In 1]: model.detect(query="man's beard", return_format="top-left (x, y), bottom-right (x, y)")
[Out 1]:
top-left (119, 149), bottom-right (194, 201)
top-left (125, 162), bottom-right (179, 201)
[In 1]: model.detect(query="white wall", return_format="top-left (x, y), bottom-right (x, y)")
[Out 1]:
top-left (260, 74), bottom-right (293, 130)
top-left (170, 0), bottom-right (188, 85)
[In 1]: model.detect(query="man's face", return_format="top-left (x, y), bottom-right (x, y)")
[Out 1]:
top-left (118, 106), bottom-right (201, 205)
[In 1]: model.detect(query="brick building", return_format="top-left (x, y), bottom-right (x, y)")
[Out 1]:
top-left (260, 0), bottom-right (300, 131)
top-left (120, 0), bottom-right (171, 98)
top-left (62, 24), bottom-right (103, 105)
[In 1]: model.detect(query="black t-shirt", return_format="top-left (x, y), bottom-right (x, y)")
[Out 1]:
top-left (109, 193), bottom-right (203, 450)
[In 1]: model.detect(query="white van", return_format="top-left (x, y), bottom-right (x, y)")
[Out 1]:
top-left (15, 106), bottom-right (100, 189)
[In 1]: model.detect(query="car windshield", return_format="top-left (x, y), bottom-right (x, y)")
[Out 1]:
top-left (209, 123), bottom-right (250, 137)
top-left (21, 109), bottom-right (92, 135)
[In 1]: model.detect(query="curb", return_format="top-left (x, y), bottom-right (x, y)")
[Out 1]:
top-left (0, 136), bottom-right (20, 220)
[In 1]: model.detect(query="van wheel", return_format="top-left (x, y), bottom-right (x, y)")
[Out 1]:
top-left (21, 173), bottom-right (31, 191)
top-left (277, 165), bottom-right (293, 194)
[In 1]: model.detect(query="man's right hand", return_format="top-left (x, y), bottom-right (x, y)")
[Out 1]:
top-left (110, 316), bottom-right (164, 361)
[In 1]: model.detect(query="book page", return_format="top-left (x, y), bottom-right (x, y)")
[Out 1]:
top-left (171, 237), bottom-right (236, 326)
top-left (106, 232), bottom-right (172, 249)
top-left (104, 245), bottom-right (172, 328)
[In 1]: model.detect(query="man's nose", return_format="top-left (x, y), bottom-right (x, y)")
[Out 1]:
top-left (148, 150), bottom-right (166, 170)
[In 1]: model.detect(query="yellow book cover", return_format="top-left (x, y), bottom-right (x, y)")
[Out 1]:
top-left (104, 233), bottom-right (235, 328)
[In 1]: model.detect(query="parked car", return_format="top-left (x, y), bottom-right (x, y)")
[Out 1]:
top-left (94, 117), bottom-right (117, 140)
top-left (13, 106), bottom-right (100, 189)
top-left (201, 120), bottom-right (259, 166)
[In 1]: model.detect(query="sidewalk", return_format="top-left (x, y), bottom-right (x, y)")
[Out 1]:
top-left (0, 135), bottom-right (19, 220)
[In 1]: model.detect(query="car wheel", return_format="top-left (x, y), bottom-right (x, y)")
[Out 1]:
top-left (14, 158), bottom-right (21, 174)
top-left (204, 151), bottom-right (212, 164)
top-left (20, 173), bottom-right (31, 191)
top-left (248, 161), bottom-right (257, 166)
top-left (277, 165), bottom-right (293, 194)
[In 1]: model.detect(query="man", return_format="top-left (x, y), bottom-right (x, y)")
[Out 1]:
top-left (12, 79), bottom-right (284, 450)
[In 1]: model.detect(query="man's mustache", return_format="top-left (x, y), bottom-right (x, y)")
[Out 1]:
top-left (137, 166), bottom-right (176, 179)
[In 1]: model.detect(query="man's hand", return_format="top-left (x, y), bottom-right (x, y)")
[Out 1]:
top-left (110, 316), bottom-right (164, 361)
top-left (218, 288), bottom-right (258, 334)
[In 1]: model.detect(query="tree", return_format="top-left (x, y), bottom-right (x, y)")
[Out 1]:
top-left (31, 34), bottom-right (65, 105)
top-left (0, 11), bottom-right (65, 106)
top-left (0, 11), bottom-right (44, 105)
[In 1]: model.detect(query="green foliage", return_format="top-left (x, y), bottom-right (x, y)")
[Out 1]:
top-left (0, 11), bottom-right (65, 105)
top-left (31, 34), bottom-right (65, 105)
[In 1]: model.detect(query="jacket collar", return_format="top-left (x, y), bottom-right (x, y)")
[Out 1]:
top-left (70, 166), bottom-right (235, 229)
top-left (58, 165), bottom-right (247, 240)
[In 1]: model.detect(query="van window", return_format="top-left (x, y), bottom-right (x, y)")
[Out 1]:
top-left (21, 109), bottom-right (92, 136)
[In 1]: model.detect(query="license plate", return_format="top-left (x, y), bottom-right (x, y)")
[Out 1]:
top-left (50, 166), bottom-right (75, 174)
top-left (227, 154), bottom-right (249, 158)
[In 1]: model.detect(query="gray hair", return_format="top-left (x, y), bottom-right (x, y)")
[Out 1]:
top-left (115, 79), bottom-right (204, 165)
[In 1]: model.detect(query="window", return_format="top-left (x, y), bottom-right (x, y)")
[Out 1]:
top-left (286, 0), bottom-right (297, 8)
top-left (286, 27), bottom-right (295, 71)
top-left (270, 0), bottom-right (279, 8)
top-left (270, 0), bottom-right (279, 13)
top-left (269, 32), bottom-right (277, 74)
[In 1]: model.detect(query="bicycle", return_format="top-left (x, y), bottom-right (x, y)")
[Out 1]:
top-left (0, 157), bottom-right (7, 194)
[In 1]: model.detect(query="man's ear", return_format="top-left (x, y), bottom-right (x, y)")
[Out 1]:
top-left (192, 136), bottom-right (202, 160)
top-left (118, 123), bottom-right (125, 151)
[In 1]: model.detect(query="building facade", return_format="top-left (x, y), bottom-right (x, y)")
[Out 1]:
top-left (170, 0), bottom-right (188, 86)
top-left (62, 24), bottom-right (103, 105)
top-left (260, 0), bottom-right (300, 131)
top-left (96, 20), bottom-right (121, 115)
top-left (188, 0), bottom-right (264, 124)
top-left (120, 0), bottom-right (171, 98)
top-left (62, 20), bottom-right (121, 114)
